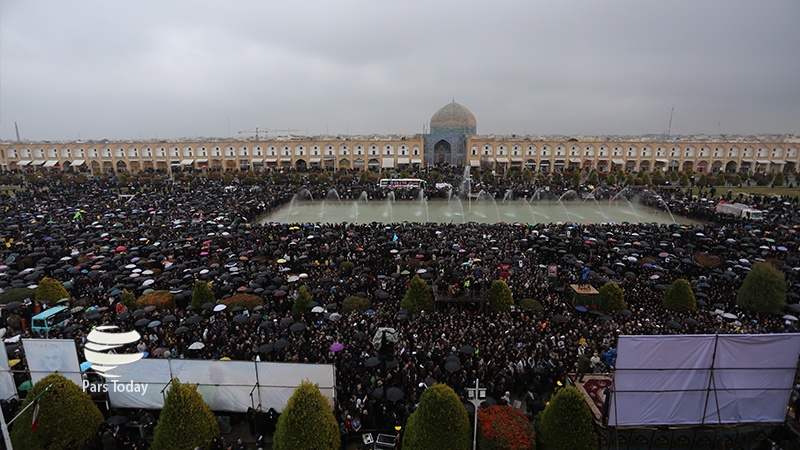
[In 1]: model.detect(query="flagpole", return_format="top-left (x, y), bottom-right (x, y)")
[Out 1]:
top-left (0, 400), bottom-right (13, 450)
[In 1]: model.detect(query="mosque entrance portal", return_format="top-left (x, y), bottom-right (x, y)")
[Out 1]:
top-left (434, 140), bottom-right (452, 164)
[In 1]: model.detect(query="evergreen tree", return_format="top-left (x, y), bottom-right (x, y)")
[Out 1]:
top-left (662, 278), bottom-right (696, 312)
top-left (698, 173), bottom-right (707, 187)
top-left (716, 172), bottom-right (727, 186)
top-left (773, 171), bottom-right (785, 186)
top-left (733, 174), bottom-right (742, 185)
top-left (35, 277), bottom-right (70, 304)
top-left (641, 172), bottom-right (651, 186)
top-left (736, 262), bottom-right (786, 314)
top-left (588, 171), bottom-right (598, 186)
top-left (400, 275), bottom-right (434, 314)
top-left (292, 285), bottom-right (313, 318)
top-left (151, 378), bottom-right (219, 450)
top-left (191, 280), bottom-right (215, 309)
top-left (599, 281), bottom-right (626, 313)
top-left (536, 386), bottom-right (598, 450)
top-left (11, 373), bottom-right (104, 450)
top-left (606, 173), bottom-right (616, 186)
top-left (120, 289), bottom-right (136, 311)
top-left (487, 280), bottom-right (513, 314)
top-left (403, 384), bottom-right (470, 450)
top-left (571, 171), bottom-right (581, 188)
top-left (679, 173), bottom-right (690, 186)
top-left (273, 380), bottom-right (340, 450)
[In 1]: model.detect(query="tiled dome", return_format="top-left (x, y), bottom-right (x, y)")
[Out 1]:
top-left (430, 102), bottom-right (477, 135)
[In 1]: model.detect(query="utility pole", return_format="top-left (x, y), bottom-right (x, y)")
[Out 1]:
top-left (667, 105), bottom-right (674, 140)
top-left (466, 379), bottom-right (486, 450)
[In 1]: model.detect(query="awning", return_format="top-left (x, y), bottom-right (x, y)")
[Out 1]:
top-left (249, 158), bottom-right (262, 163)
top-left (612, 159), bottom-right (625, 165)
top-left (72, 160), bottom-right (85, 166)
top-left (17, 160), bottom-right (31, 166)
top-left (265, 158), bottom-right (278, 163)
top-left (756, 160), bottom-right (770, 165)
top-left (511, 158), bottom-right (524, 162)
top-left (569, 158), bottom-right (581, 163)
top-left (397, 158), bottom-right (410, 164)
top-left (195, 158), bottom-right (208, 163)
top-left (411, 159), bottom-right (422, 164)
top-left (309, 158), bottom-right (321, 163)
top-left (31, 160), bottom-right (45, 166)
top-left (381, 158), bottom-right (394, 168)
top-left (771, 160), bottom-right (786, 165)
top-left (656, 158), bottom-right (669, 163)
top-left (494, 158), bottom-right (510, 164)
top-left (179, 159), bottom-right (193, 165)
top-left (44, 160), bottom-right (58, 167)
top-left (280, 157), bottom-right (292, 162)
top-left (469, 160), bottom-right (481, 167)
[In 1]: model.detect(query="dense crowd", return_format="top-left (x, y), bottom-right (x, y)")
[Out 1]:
top-left (1, 168), bottom-right (799, 446)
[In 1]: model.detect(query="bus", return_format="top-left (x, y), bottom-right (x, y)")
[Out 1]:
top-left (31, 305), bottom-right (71, 335)
top-left (378, 178), bottom-right (427, 190)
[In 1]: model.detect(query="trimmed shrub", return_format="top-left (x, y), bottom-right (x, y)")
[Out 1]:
top-left (191, 280), bottom-right (215, 309)
top-left (292, 285), bottom-right (313, 318)
top-left (478, 405), bottom-right (536, 450)
top-left (273, 380), bottom-right (340, 450)
top-left (662, 279), bottom-right (696, 313)
top-left (403, 384), bottom-right (470, 450)
top-left (120, 289), bottom-right (137, 311)
top-left (599, 281), bottom-right (626, 313)
top-left (488, 280), bottom-right (513, 314)
top-left (400, 275), bottom-right (434, 314)
top-left (136, 290), bottom-right (175, 310)
top-left (519, 298), bottom-right (544, 314)
top-left (339, 261), bottom-right (355, 276)
top-left (152, 378), bottom-right (219, 450)
top-left (342, 296), bottom-right (371, 314)
top-left (11, 373), bottom-right (104, 450)
top-left (736, 262), bottom-right (786, 314)
top-left (223, 293), bottom-right (264, 310)
top-left (536, 386), bottom-right (598, 450)
top-left (0, 287), bottom-right (37, 305)
top-left (35, 277), bottom-right (70, 304)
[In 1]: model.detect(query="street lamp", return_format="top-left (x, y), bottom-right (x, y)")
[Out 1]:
top-left (466, 379), bottom-right (486, 450)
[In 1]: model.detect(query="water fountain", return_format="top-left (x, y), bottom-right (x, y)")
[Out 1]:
top-left (557, 189), bottom-right (580, 222)
top-left (417, 190), bottom-right (430, 222)
top-left (460, 166), bottom-right (472, 212)
top-left (285, 188), bottom-right (314, 222)
top-left (385, 191), bottom-right (396, 223)
top-left (583, 187), bottom-right (611, 222)
top-left (502, 189), bottom-right (514, 204)
top-left (351, 191), bottom-right (369, 222)
top-left (610, 187), bottom-right (642, 223)
top-left (475, 190), bottom-right (500, 222)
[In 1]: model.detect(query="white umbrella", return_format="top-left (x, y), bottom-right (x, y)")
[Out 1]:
top-left (329, 313), bottom-right (342, 321)
top-left (213, 304), bottom-right (227, 312)
top-left (189, 342), bottom-right (205, 350)
top-left (782, 314), bottom-right (798, 321)
top-left (311, 306), bottom-right (325, 313)
top-left (721, 312), bottom-right (738, 320)
top-left (287, 275), bottom-right (300, 283)
top-left (142, 279), bottom-right (155, 287)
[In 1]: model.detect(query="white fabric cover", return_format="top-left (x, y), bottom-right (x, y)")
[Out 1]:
top-left (23, 339), bottom-right (83, 387)
top-left (608, 334), bottom-right (800, 427)
top-left (107, 359), bottom-right (335, 413)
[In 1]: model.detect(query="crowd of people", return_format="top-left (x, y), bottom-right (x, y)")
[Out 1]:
top-left (1, 167), bottom-right (799, 448)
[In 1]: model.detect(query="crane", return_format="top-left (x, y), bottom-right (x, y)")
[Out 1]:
top-left (238, 128), bottom-right (300, 140)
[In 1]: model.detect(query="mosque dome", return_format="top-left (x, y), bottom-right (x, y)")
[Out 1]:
top-left (429, 102), bottom-right (477, 135)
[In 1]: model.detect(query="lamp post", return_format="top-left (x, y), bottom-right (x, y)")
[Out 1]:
top-left (466, 379), bottom-right (486, 450)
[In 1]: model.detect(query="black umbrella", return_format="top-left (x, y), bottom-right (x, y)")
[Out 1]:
top-left (552, 314), bottom-right (568, 323)
top-left (386, 387), bottom-right (404, 402)
top-left (202, 302), bottom-right (215, 310)
top-left (259, 344), bottom-right (274, 354)
top-left (365, 357), bottom-right (381, 367)
top-left (186, 315), bottom-right (203, 324)
top-left (619, 309), bottom-right (633, 317)
top-left (106, 415), bottom-right (130, 426)
top-left (116, 311), bottom-right (130, 321)
top-left (444, 360), bottom-right (461, 373)
top-left (2, 302), bottom-right (21, 310)
top-left (134, 318), bottom-right (149, 327)
top-left (666, 320), bottom-right (682, 330)
top-left (274, 339), bottom-right (290, 350)
top-left (173, 326), bottom-right (189, 335)
top-left (458, 345), bottom-right (475, 354)
top-left (280, 317), bottom-right (294, 325)
top-left (132, 309), bottom-right (146, 318)
top-left (162, 315), bottom-right (176, 323)
top-left (683, 317), bottom-right (698, 326)
top-left (290, 322), bottom-right (306, 332)
top-left (233, 315), bottom-right (248, 323)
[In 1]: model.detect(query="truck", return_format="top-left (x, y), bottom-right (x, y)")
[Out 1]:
top-left (714, 202), bottom-right (764, 220)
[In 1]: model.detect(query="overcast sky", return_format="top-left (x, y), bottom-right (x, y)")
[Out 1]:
top-left (1, 1), bottom-right (798, 141)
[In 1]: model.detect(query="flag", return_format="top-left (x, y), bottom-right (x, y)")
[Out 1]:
top-left (31, 397), bottom-right (40, 432)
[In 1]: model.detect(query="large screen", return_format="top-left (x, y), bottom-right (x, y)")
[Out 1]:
top-left (22, 339), bottom-right (83, 387)
top-left (608, 334), bottom-right (800, 427)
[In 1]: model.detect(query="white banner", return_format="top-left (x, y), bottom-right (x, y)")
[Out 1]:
top-left (0, 346), bottom-right (18, 400)
top-left (22, 339), bottom-right (83, 387)
top-left (609, 334), bottom-right (800, 427)
top-left (107, 358), bottom-right (335, 413)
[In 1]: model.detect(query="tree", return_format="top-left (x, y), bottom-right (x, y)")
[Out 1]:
top-left (191, 280), bottom-right (215, 309)
top-left (536, 386), bottom-right (598, 450)
top-left (698, 173), bottom-right (707, 187)
top-left (292, 285), bottom-right (313, 318)
top-left (736, 262), bottom-right (786, 313)
top-left (403, 384), bottom-right (470, 450)
top-left (679, 173), bottom-right (690, 186)
top-left (599, 281), bottom-right (626, 313)
top-left (488, 280), bottom-right (513, 314)
top-left (662, 278), bottom-right (696, 312)
top-left (400, 274), bottom-right (434, 314)
top-left (273, 380), bottom-right (340, 450)
top-left (588, 171), bottom-right (598, 186)
top-left (606, 173), bottom-right (616, 186)
top-left (152, 378), bottom-right (219, 450)
top-left (35, 277), bottom-right (70, 304)
top-left (342, 295), bottom-right (371, 313)
top-left (11, 373), bottom-right (104, 450)
top-left (641, 172), bottom-right (651, 186)
top-left (120, 289), bottom-right (137, 311)
top-left (522, 169), bottom-right (533, 181)
top-left (773, 171), bottom-right (785, 186)
top-left (478, 405), bottom-right (536, 450)
top-left (716, 172), bottom-right (727, 186)
top-left (571, 171), bottom-right (581, 188)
